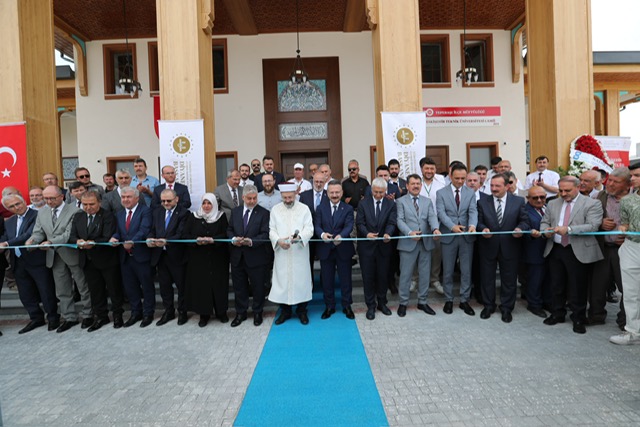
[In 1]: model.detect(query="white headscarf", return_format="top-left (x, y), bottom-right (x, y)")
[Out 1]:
top-left (193, 192), bottom-right (224, 223)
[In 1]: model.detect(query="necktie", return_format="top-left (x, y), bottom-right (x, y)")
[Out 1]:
top-left (413, 197), bottom-right (419, 214)
top-left (376, 200), bottom-right (381, 218)
top-left (88, 214), bottom-right (94, 227)
top-left (561, 202), bottom-right (572, 247)
top-left (168, 184), bottom-right (173, 190)
top-left (455, 189), bottom-right (460, 209)
top-left (243, 209), bottom-right (250, 232)
top-left (165, 210), bottom-right (172, 230)
top-left (51, 208), bottom-right (58, 225)
top-left (536, 208), bottom-right (544, 218)
top-left (332, 204), bottom-right (337, 216)
top-left (125, 209), bottom-right (132, 231)
top-left (15, 216), bottom-right (23, 257)
top-left (538, 172), bottom-right (543, 182)
top-left (496, 198), bottom-right (503, 225)
top-left (315, 192), bottom-right (321, 210)
top-left (77, 200), bottom-right (81, 208)
top-left (232, 189), bottom-right (238, 206)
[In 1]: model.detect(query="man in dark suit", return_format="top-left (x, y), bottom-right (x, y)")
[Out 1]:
top-left (299, 172), bottom-right (329, 280)
top-left (0, 195), bottom-right (59, 333)
top-left (356, 177), bottom-right (397, 320)
top-left (109, 186), bottom-right (155, 327)
top-left (522, 186), bottom-right (552, 318)
top-left (253, 155), bottom-right (285, 192)
top-left (227, 185), bottom-right (271, 327)
top-left (150, 165), bottom-right (192, 211)
top-left (314, 180), bottom-right (355, 320)
top-left (102, 169), bottom-right (133, 213)
top-left (388, 159), bottom-right (408, 197)
top-left (69, 191), bottom-right (124, 331)
top-left (147, 188), bottom-right (189, 326)
top-left (214, 170), bottom-right (243, 221)
top-left (477, 173), bottom-right (530, 323)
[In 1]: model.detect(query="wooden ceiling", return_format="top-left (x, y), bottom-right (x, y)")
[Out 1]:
top-left (53, 0), bottom-right (525, 42)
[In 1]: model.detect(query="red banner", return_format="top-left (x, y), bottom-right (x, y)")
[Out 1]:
top-left (0, 122), bottom-right (29, 200)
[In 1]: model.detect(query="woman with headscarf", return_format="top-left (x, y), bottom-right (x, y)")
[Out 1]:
top-left (183, 193), bottom-right (230, 327)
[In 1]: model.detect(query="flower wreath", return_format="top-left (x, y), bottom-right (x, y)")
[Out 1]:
top-left (567, 134), bottom-right (614, 177)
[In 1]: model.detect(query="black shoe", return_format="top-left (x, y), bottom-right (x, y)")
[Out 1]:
top-left (124, 315), bottom-right (142, 328)
top-left (459, 302), bottom-right (475, 316)
top-left (343, 306), bottom-right (355, 320)
top-left (177, 311), bottom-right (188, 325)
top-left (377, 304), bottom-right (392, 316)
top-left (253, 312), bottom-right (263, 326)
top-left (88, 318), bottom-right (110, 332)
top-left (231, 314), bottom-right (247, 327)
top-left (573, 320), bottom-right (586, 334)
top-left (543, 315), bottom-right (565, 326)
top-left (366, 307), bottom-right (375, 320)
top-left (19, 319), bottom-right (46, 334)
top-left (501, 311), bottom-right (513, 323)
top-left (397, 304), bottom-right (407, 317)
top-left (81, 318), bottom-right (94, 329)
top-left (140, 316), bottom-right (154, 328)
top-left (527, 307), bottom-right (547, 318)
top-left (156, 310), bottom-right (175, 326)
top-left (48, 319), bottom-right (60, 331)
top-left (443, 301), bottom-right (453, 314)
top-left (217, 314), bottom-right (229, 323)
top-left (275, 313), bottom-right (291, 325)
top-left (198, 315), bottom-right (210, 327)
top-left (480, 307), bottom-right (493, 319)
top-left (113, 315), bottom-right (124, 329)
top-left (56, 320), bottom-right (79, 333)
top-left (586, 318), bottom-right (605, 326)
top-left (417, 303), bottom-right (436, 316)
top-left (321, 307), bottom-right (336, 319)
top-left (299, 313), bottom-right (309, 325)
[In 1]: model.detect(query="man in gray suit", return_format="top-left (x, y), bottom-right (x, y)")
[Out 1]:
top-left (396, 174), bottom-right (441, 317)
top-left (436, 163), bottom-right (477, 316)
top-left (26, 185), bottom-right (92, 332)
top-left (214, 170), bottom-right (243, 221)
top-left (102, 169), bottom-right (133, 212)
top-left (536, 175), bottom-right (603, 334)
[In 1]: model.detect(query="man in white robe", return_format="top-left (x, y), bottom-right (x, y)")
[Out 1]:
top-left (268, 184), bottom-right (314, 325)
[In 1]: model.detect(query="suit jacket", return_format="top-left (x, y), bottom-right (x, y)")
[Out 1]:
top-left (522, 203), bottom-right (547, 264)
top-left (113, 203), bottom-right (153, 263)
top-left (226, 204), bottom-right (271, 268)
top-left (356, 196), bottom-right (397, 257)
top-left (102, 189), bottom-right (125, 213)
top-left (150, 182), bottom-right (192, 211)
top-left (1, 209), bottom-right (40, 268)
top-left (436, 184), bottom-right (478, 244)
top-left (30, 202), bottom-right (82, 268)
top-left (254, 171), bottom-right (286, 192)
top-left (313, 199), bottom-right (355, 260)
top-left (148, 205), bottom-right (189, 266)
top-left (396, 194), bottom-right (439, 252)
top-left (214, 184), bottom-right (243, 222)
top-left (540, 193), bottom-right (603, 263)
top-left (363, 183), bottom-right (402, 200)
top-left (299, 189), bottom-right (328, 221)
top-left (477, 193), bottom-right (530, 260)
top-left (69, 207), bottom-right (119, 269)
top-left (388, 178), bottom-right (407, 197)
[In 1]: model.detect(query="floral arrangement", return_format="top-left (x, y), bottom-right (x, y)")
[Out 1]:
top-left (567, 134), bottom-right (614, 177)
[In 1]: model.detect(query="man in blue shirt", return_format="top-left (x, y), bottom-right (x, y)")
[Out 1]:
top-left (131, 158), bottom-right (160, 206)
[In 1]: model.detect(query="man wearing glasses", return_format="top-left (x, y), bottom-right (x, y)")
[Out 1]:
top-left (150, 165), bottom-right (191, 211)
top-left (71, 167), bottom-right (104, 197)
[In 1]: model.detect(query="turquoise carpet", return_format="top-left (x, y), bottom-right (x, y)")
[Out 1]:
top-left (234, 297), bottom-right (388, 427)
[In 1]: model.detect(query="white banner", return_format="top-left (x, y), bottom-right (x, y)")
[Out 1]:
top-left (158, 119), bottom-right (205, 211)
top-left (381, 112), bottom-right (426, 178)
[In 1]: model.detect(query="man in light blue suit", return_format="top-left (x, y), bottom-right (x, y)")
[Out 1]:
top-left (436, 163), bottom-right (478, 316)
top-left (396, 174), bottom-right (441, 317)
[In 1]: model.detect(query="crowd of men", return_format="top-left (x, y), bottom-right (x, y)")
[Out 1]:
top-left (1, 154), bottom-right (639, 346)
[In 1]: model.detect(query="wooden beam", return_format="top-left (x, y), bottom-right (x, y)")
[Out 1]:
top-left (595, 82), bottom-right (640, 91)
top-left (221, 0), bottom-right (257, 35)
top-left (511, 24), bottom-right (525, 83)
top-left (56, 79), bottom-right (75, 90)
top-left (604, 89), bottom-right (620, 135)
top-left (593, 64), bottom-right (640, 74)
top-left (344, 0), bottom-right (366, 32)
top-left (57, 98), bottom-right (76, 109)
top-left (53, 15), bottom-right (91, 41)
top-left (505, 11), bottom-right (526, 30)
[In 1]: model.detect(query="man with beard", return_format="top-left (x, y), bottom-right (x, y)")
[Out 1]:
top-left (387, 159), bottom-right (408, 197)
top-left (258, 174), bottom-right (281, 211)
top-left (238, 163), bottom-right (254, 188)
top-left (254, 156), bottom-right (285, 192)
top-left (28, 186), bottom-right (46, 210)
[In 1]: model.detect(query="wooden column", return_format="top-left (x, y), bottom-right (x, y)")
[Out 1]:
top-left (0, 0), bottom-right (61, 183)
top-left (156, 0), bottom-right (217, 189)
top-left (366, 0), bottom-right (423, 162)
top-left (604, 90), bottom-right (620, 135)
top-left (526, 0), bottom-right (594, 170)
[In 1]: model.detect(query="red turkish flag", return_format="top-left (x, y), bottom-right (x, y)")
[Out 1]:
top-left (0, 123), bottom-right (30, 208)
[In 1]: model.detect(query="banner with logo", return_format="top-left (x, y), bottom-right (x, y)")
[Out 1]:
top-left (158, 120), bottom-right (205, 211)
top-left (0, 122), bottom-right (29, 198)
top-left (424, 106), bottom-right (501, 127)
top-left (381, 112), bottom-right (426, 178)
top-left (597, 135), bottom-right (632, 168)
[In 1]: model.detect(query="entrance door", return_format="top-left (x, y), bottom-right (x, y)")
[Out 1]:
top-left (262, 57), bottom-right (343, 178)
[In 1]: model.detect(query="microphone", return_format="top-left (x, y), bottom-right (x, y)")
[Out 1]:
top-left (292, 229), bottom-right (299, 239)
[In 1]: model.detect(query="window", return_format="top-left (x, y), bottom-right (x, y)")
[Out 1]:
top-left (103, 44), bottom-right (138, 99)
top-left (420, 35), bottom-right (451, 88)
top-left (215, 151), bottom-right (238, 184)
top-left (107, 156), bottom-right (140, 175)
top-left (148, 42), bottom-right (159, 94)
top-left (466, 142), bottom-right (498, 170)
top-left (460, 34), bottom-right (494, 87)
top-left (212, 39), bottom-right (228, 94)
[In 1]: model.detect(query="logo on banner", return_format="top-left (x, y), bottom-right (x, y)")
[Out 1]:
top-left (395, 127), bottom-right (415, 146)
top-left (0, 147), bottom-right (18, 177)
top-left (170, 134), bottom-right (193, 157)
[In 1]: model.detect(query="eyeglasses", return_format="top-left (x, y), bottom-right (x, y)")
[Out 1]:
top-left (529, 196), bottom-right (546, 200)
top-left (348, 168), bottom-right (358, 172)
top-left (44, 196), bottom-right (61, 201)
top-left (161, 199), bottom-right (174, 203)
top-left (77, 174), bottom-right (90, 179)
top-left (508, 181), bottom-right (514, 184)
top-left (251, 164), bottom-right (260, 167)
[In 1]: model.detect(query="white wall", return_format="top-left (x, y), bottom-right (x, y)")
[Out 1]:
top-left (60, 111), bottom-right (78, 157)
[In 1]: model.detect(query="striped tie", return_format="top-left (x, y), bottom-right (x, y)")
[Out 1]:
top-left (496, 198), bottom-right (503, 225)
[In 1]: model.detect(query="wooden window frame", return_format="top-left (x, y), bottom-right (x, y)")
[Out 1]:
top-left (420, 34), bottom-right (451, 88)
top-left (466, 142), bottom-right (499, 169)
top-left (213, 38), bottom-right (228, 94)
top-left (148, 42), bottom-right (159, 95)
top-left (215, 151), bottom-right (238, 168)
top-left (106, 155), bottom-right (140, 174)
top-left (459, 33), bottom-right (494, 88)
top-left (103, 43), bottom-right (139, 99)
